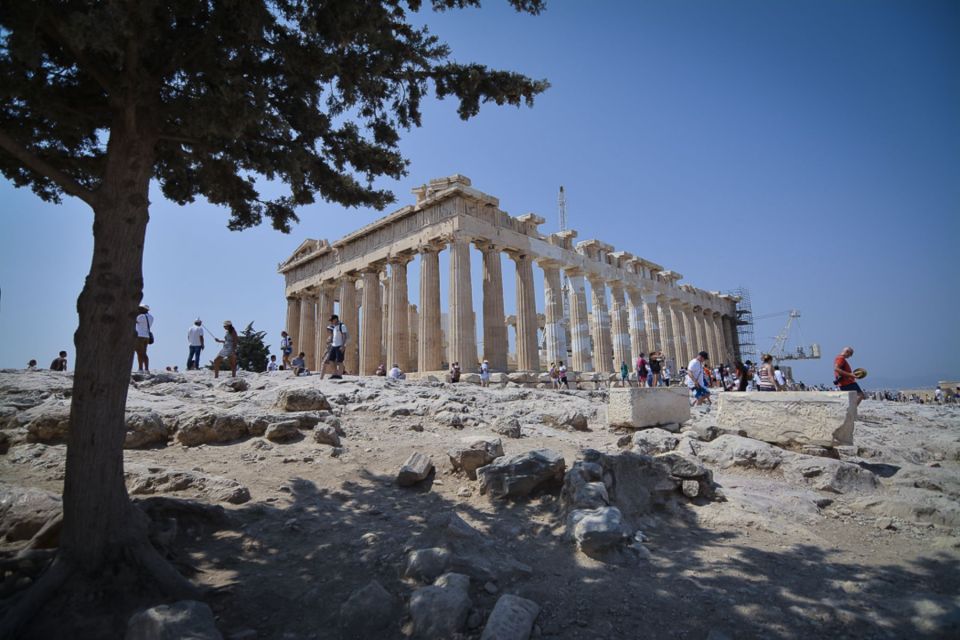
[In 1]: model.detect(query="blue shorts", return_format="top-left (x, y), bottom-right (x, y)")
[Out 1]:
top-left (693, 386), bottom-right (710, 399)
top-left (840, 382), bottom-right (862, 393)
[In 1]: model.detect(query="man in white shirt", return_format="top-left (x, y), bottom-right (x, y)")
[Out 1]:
top-left (686, 351), bottom-right (711, 407)
top-left (773, 365), bottom-right (786, 390)
top-left (186, 318), bottom-right (205, 370)
top-left (266, 355), bottom-right (279, 372)
top-left (135, 304), bottom-right (154, 373)
top-left (319, 314), bottom-right (349, 379)
top-left (388, 364), bottom-right (404, 380)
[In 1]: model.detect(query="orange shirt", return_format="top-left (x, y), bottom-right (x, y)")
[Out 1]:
top-left (834, 356), bottom-right (855, 386)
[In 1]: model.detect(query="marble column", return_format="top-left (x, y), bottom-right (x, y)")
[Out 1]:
top-left (448, 236), bottom-right (477, 369)
top-left (509, 251), bottom-right (540, 372)
top-left (626, 288), bottom-right (647, 361)
top-left (360, 267), bottom-right (383, 375)
top-left (540, 261), bottom-right (567, 366)
top-left (285, 297), bottom-right (301, 358)
top-left (657, 297), bottom-right (675, 366)
top-left (408, 304), bottom-right (419, 371)
top-left (339, 276), bottom-right (359, 375)
top-left (723, 315), bottom-right (739, 362)
top-left (380, 274), bottom-right (389, 365)
top-left (477, 242), bottom-right (508, 371)
top-left (315, 283), bottom-right (336, 366)
top-left (680, 304), bottom-right (697, 362)
top-left (386, 255), bottom-right (412, 371)
top-left (418, 243), bottom-right (443, 372)
top-left (589, 277), bottom-right (613, 373)
top-left (710, 312), bottom-right (726, 364)
top-left (565, 270), bottom-right (593, 372)
top-left (693, 306), bottom-right (708, 357)
top-left (669, 301), bottom-right (687, 367)
top-left (642, 292), bottom-right (660, 353)
top-left (299, 293), bottom-right (317, 370)
top-left (609, 282), bottom-right (631, 370)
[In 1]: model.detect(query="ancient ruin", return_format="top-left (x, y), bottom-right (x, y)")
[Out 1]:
top-left (279, 175), bottom-right (741, 375)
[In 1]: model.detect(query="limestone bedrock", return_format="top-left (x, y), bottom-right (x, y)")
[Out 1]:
top-left (607, 387), bottom-right (691, 430)
top-left (716, 391), bottom-right (857, 447)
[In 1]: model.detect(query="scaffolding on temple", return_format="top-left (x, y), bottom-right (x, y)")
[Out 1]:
top-left (727, 286), bottom-right (757, 364)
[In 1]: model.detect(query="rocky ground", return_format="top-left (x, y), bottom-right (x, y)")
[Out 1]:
top-left (1, 370), bottom-right (959, 639)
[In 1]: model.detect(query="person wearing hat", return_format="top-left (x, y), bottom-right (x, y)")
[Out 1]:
top-left (833, 346), bottom-right (865, 405)
top-left (134, 304), bottom-right (154, 373)
top-left (213, 320), bottom-right (239, 378)
top-left (685, 351), bottom-right (712, 408)
top-left (186, 318), bottom-right (205, 370)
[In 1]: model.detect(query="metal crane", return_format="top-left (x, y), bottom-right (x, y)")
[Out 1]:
top-left (755, 309), bottom-right (821, 361)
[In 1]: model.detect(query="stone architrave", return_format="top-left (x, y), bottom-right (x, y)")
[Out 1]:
top-left (641, 292), bottom-right (660, 353)
top-left (657, 297), bottom-right (675, 366)
top-left (626, 287), bottom-right (647, 362)
top-left (540, 261), bottom-right (568, 367)
top-left (339, 276), bottom-right (359, 374)
top-left (315, 283), bottom-right (336, 366)
top-left (669, 301), bottom-right (687, 369)
top-left (477, 241), bottom-right (508, 371)
top-left (609, 282), bottom-right (631, 371)
top-left (408, 304), bottom-right (419, 371)
top-left (448, 236), bottom-right (477, 369)
top-left (360, 267), bottom-right (383, 375)
top-left (386, 255), bottom-right (413, 371)
top-left (607, 387), bottom-right (691, 429)
top-left (418, 243), bottom-right (443, 372)
top-left (565, 270), bottom-right (593, 372)
top-left (509, 251), bottom-right (540, 372)
top-left (717, 391), bottom-right (858, 447)
top-left (588, 277), bottom-right (613, 374)
top-left (285, 296), bottom-right (301, 357)
top-left (299, 293), bottom-right (317, 370)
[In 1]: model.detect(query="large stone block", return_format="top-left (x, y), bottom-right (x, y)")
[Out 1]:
top-left (607, 387), bottom-right (690, 429)
top-left (716, 391), bottom-right (857, 447)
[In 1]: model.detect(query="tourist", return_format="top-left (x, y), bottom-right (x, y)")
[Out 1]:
top-left (449, 361), bottom-right (461, 383)
top-left (319, 314), bottom-right (348, 379)
top-left (686, 351), bottom-right (711, 407)
top-left (663, 363), bottom-right (672, 386)
top-left (134, 304), bottom-right (153, 373)
top-left (773, 365), bottom-right (786, 389)
top-left (212, 320), bottom-right (239, 378)
top-left (757, 354), bottom-right (778, 391)
top-left (558, 361), bottom-right (570, 389)
top-left (291, 352), bottom-right (308, 376)
top-left (649, 351), bottom-right (663, 387)
top-left (636, 353), bottom-right (648, 388)
top-left (49, 351), bottom-right (68, 372)
top-left (267, 355), bottom-right (279, 371)
top-left (375, 363), bottom-right (387, 376)
top-left (480, 360), bottom-right (491, 387)
top-left (186, 317), bottom-right (205, 370)
top-left (280, 330), bottom-right (293, 369)
top-left (935, 388), bottom-right (943, 404)
top-left (619, 361), bottom-right (630, 387)
top-left (26, 359), bottom-right (37, 371)
top-left (388, 363), bottom-right (405, 380)
top-left (833, 346), bottom-right (865, 405)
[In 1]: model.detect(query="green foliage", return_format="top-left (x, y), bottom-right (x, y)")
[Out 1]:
top-left (237, 322), bottom-right (270, 373)
top-left (0, 1), bottom-right (549, 229)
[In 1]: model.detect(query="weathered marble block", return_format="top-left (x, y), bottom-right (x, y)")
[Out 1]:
top-left (606, 387), bottom-right (691, 429)
top-left (716, 391), bottom-right (857, 447)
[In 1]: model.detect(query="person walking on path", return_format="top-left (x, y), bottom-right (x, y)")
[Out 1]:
top-left (773, 365), bottom-right (786, 389)
top-left (619, 361), bottom-right (631, 387)
top-left (318, 314), bottom-right (348, 379)
top-left (734, 360), bottom-right (750, 392)
top-left (213, 320), bottom-right (239, 378)
top-left (757, 354), bottom-right (779, 391)
top-left (833, 346), bottom-right (865, 405)
top-left (635, 353), bottom-right (648, 388)
top-left (686, 351), bottom-right (712, 408)
top-left (558, 361), bottom-right (570, 390)
top-left (280, 331), bottom-right (294, 370)
top-left (186, 318), bottom-right (205, 370)
top-left (50, 351), bottom-right (68, 371)
top-left (134, 304), bottom-right (154, 373)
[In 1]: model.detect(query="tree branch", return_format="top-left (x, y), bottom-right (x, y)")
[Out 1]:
top-left (0, 130), bottom-right (97, 207)
top-left (38, 13), bottom-right (120, 99)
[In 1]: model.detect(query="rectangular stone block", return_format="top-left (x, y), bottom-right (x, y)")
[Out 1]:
top-left (716, 391), bottom-right (857, 447)
top-left (607, 387), bottom-right (691, 429)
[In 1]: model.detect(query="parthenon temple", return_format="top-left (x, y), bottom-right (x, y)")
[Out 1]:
top-left (279, 175), bottom-right (741, 377)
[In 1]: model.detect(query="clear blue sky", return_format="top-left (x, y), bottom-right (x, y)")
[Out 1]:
top-left (1, 0), bottom-right (957, 387)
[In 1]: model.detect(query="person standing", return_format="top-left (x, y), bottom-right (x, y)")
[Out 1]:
top-left (686, 351), bottom-right (711, 407)
top-left (134, 304), bottom-right (154, 373)
top-left (213, 320), bottom-right (239, 378)
top-left (448, 361), bottom-right (461, 383)
top-left (649, 351), bottom-right (663, 387)
top-left (280, 331), bottom-right (293, 370)
top-left (50, 351), bottom-right (68, 371)
top-left (327, 314), bottom-right (348, 379)
top-left (558, 361), bottom-right (570, 390)
top-left (757, 354), bottom-right (778, 391)
top-left (635, 353), bottom-right (648, 388)
top-left (773, 365), bottom-right (786, 390)
top-left (619, 361), bottom-right (630, 387)
top-left (734, 360), bottom-right (749, 392)
top-left (186, 318), bottom-right (205, 370)
top-left (833, 346), bottom-right (865, 405)
top-left (480, 360), bottom-right (491, 388)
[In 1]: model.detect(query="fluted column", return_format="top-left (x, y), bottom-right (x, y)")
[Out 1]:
top-left (360, 266), bottom-right (383, 375)
top-left (477, 241), bottom-right (508, 371)
top-left (408, 304), bottom-right (419, 371)
top-left (339, 276), bottom-right (359, 374)
top-left (386, 255), bottom-right (412, 371)
top-left (669, 301), bottom-right (687, 367)
top-left (692, 306), bottom-right (708, 357)
top-left (680, 304), bottom-right (696, 365)
top-left (588, 277), bottom-right (613, 373)
top-left (508, 251), bottom-right (540, 372)
top-left (286, 296), bottom-right (301, 356)
top-left (657, 297), bottom-right (675, 366)
top-left (540, 261), bottom-right (567, 366)
top-left (380, 273), bottom-right (389, 365)
top-left (710, 312), bottom-right (726, 364)
top-left (609, 282), bottom-right (631, 370)
top-left (448, 236), bottom-right (477, 368)
top-left (315, 283), bottom-right (336, 364)
top-left (299, 293), bottom-right (317, 370)
top-left (626, 288), bottom-right (647, 361)
top-left (642, 292), bottom-right (660, 353)
top-left (723, 315), bottom-right (739, 362)
top-left (418, 243), bottom-right (443, 372)
top-left (565, 270), bottom-right (593, 372)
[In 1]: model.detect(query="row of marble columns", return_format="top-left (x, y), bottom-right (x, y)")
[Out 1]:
top-left (285, 238), bottom-right (738, 375)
